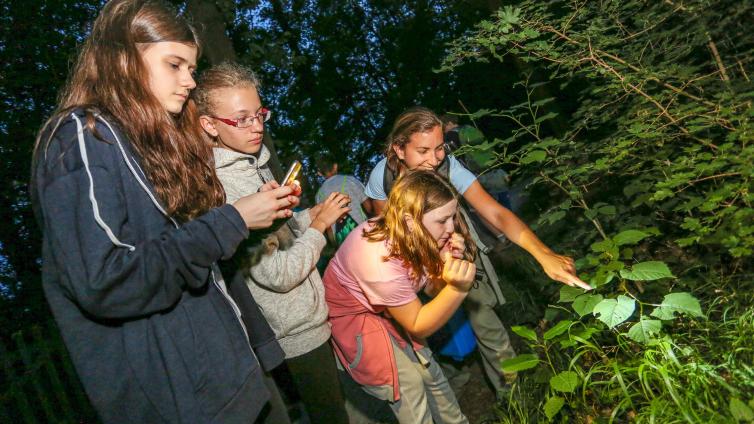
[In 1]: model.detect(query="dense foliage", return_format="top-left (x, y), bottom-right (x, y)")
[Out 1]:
top-left (442, 0), bottom-right (754, 421)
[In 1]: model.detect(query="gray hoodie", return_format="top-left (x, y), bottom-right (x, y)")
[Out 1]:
top-left (214, 146), bottom-right (330, 359)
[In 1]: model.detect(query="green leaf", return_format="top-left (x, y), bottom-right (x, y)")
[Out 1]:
top-left (597, 205), bottom-right (616, 216)
top-left (593, 295), bottom-right (636, 328)
top-left (570, 325), bottom-right (600, 342)
top-left (544, 396), bottom-right (565, 420)
top-left (619, 261), bottom-right (675, 281)
top-left (572, 293), bottom-right (604, 317)
top-left (651, 292), bottom-right (704, 320)
top-left (613, 230), bottom-right (651, 246)
top-left (543, 210), bottom-right (566, 225)
top-left (549, 370), bottom-right (579, 393)
top-left (511, 325), bottom-right (538, 343)
top-left (729, 397), bottom-right (754, 421)
top-left (501, 354), bottom-right (540, 372)
top-left (535, 112), bottom-right (559, 124)
top-left (590, 239), bottom-right (615, 253)
top-left (626, 317), bottom-right (662, 343)
top-left (544, 320), bottom-right (573, 340)
top-left (559, 285), bottom-right (586, 303)
top-left (521, 150), bottom-right (547, 164)
top-left (458, 126), bottom-right (486, 145)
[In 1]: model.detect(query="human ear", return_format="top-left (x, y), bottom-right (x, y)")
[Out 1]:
top-left (392, 144), bottom-right (406, 161)
top-left (199, 115), bottom-right (219, 138)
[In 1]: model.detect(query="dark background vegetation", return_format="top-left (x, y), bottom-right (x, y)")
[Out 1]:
top-left (2, 0), bottom-right (752, 422)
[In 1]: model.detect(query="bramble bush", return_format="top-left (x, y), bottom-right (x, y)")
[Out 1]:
top-left (442, 0), bottom-right (754, 422)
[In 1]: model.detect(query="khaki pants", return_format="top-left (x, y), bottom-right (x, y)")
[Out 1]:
top-left (362, 340), bottom-right (468, 424)
top-left (463, 277), bottom-right (517, 395)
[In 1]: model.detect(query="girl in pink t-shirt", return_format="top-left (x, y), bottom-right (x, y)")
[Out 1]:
top-left (323, 170), bottom-right (477, 424)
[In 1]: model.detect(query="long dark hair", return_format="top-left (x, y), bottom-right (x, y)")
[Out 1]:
top-left (36, 0), bottom-right (223, 221)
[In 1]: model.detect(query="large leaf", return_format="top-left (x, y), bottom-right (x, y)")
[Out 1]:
top-left (651, 292), bottom-right (704, 319)
top-left (559, 285), bottom-right (586, 303)
top-left (511, 325), bottom-right (537, 343)
top-left (549, 370), bottom-right (579, 393)
top-left (572, 293), bottom-right (603, 317)
top-left (593, 295), bottom-right (636, 328)
top-left (521, 150), bottom-right (547, 164)
top-left (544, 396), bottom-right (565, 420)
top-left (544, 320), bottom-right (573, 340)
top-left (613, 230), bottom-right (651, 246)
top-left (626, 316), bottom-right (662, 343)
top-left (501, 354), bottom-right (540, 372)
top-left (729, 397), bottom-right (754, 421)
top-left (619, 261), bottom-right (675, 281)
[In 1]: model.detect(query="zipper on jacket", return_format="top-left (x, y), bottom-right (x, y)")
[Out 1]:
top-left (96, 114), bottom-right (258, 359)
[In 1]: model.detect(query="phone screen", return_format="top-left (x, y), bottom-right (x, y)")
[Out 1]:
top-left (282, 160), bottom-right (302, 186)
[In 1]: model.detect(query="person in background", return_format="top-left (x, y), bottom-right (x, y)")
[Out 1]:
top-left (194, 62), bottom-right (350, 424)
top-left (315, 155), bottom-right (373, 246)
top-left (364, 107), bottom-right (591, 400)
top-left (324, 170), bottom-right (477, 424)
top-left (30, 1), bottom-right (299, 422)
top-left (440, 113), bottom-right (514, 210)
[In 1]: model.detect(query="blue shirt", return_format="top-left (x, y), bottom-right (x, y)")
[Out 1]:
top-left (364, 156), bottom-right (477, 200)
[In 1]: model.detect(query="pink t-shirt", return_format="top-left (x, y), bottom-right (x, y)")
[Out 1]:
top-left (327, 221), bottom-right (426, 312)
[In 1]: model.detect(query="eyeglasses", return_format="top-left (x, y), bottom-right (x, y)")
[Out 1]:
top-left (212, 108), bottom-right (271, 128)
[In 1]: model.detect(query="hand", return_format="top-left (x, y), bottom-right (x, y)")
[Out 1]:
top-left (440, 233), bottom-right (466, 260)
top-left (441, 251), bottom-right (476, 293)
top-left (538, 251), bottom-right (592, 290)
top-left (258, 180), bottom-right (280, 192)
top-left (233, 185), bottom-right (300, 229)
top-left (310, 192), bottom-right (351, 233)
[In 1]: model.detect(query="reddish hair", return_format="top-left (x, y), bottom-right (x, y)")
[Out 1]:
top-left (364, 170), bottom-right (476, 280)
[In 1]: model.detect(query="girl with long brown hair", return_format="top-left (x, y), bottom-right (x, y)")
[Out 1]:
top-left (30, 1), bottom-right (297, 422)
top-left (323, 170), bottom-right (477, 424)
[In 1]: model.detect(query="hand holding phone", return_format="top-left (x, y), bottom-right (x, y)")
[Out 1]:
top-left (282, 160), bottom-right (302, 187)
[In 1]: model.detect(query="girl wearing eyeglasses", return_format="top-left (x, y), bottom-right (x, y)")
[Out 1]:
top-left (324, 170), bottom-right (477, 423)
top-left (195, 62), bottom-right (350, 424)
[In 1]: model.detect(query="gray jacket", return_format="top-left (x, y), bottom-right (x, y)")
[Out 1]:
top-left (214, 146), bottom-right (330, 358)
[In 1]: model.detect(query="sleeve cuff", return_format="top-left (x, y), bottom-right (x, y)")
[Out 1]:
top-left (299, 227), bottom-right (327, 252)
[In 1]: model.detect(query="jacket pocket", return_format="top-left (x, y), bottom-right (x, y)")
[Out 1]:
top-left (167, 290), bottom-right (258, 418)
top-left (348, 334), bottom-right (363, 369)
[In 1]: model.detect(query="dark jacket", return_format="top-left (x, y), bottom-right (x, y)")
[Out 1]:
top-left (31, 109), bottom-right (273, 424)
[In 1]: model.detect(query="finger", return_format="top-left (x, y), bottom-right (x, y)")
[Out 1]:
top-left (271, 209), bottom-right (291, 220)
top-left (442, 251), bottom-right (451, 263)
top-left (287, 195), bottom-right (300, 208)
top-left (272, 185), bottom-right (294, 198)
top-left (291, 181), bottom-right (302, 195)
top-left (464, 262), bottom-right (476, 281)
top-left (275, 196), bottom-right (294, 210)
top-left (457, 260), bottom-right (469, 277)
top-left (563, 273), bottom-right (592, 290)
top-left (449, 257), bottom-right (461, 274)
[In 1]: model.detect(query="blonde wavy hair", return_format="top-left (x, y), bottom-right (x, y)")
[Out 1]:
top-left (364, 170), bottom-right (476, 280)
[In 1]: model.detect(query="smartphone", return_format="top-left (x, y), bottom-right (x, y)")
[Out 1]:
top-left (282, 160), bottom-right (302, 186)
